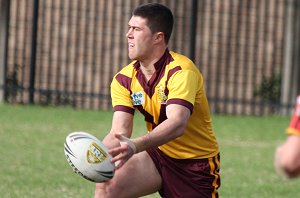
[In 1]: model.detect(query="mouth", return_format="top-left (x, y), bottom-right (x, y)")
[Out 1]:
top-left (128, 42), bottom-right (134, 48)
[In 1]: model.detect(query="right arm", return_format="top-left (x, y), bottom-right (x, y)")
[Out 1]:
top-left (102, 111), bottom-right (134, 150)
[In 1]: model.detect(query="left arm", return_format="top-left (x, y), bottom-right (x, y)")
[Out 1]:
top-left (133, 104), bottom-right (190, 152)
top-left (109, 104), bottom-right (191, 167)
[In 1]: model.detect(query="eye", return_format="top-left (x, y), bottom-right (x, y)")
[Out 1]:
top-left (128, 26), bottom-right (141, 32)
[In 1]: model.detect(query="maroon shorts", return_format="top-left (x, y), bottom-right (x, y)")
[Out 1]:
top-left (147, 148), bottom-right (221, 198)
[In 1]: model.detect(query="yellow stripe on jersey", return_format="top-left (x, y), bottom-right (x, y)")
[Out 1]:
top-left (208, 155), bottom-right (221, 198)
top-left (110, 49), bottom-right (219, 159)
top-left (287, 128), bottom-right (300, 136)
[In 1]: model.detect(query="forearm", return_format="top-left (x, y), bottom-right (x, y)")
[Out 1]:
top-left (108, 105), bottom-right (189, 168)
top-left (103, 111), bottom-right (134, 149)
top-left (133, 117), bottom-right (186, 153)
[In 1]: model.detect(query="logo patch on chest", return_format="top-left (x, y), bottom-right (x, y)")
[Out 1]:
top-left (131, 91), bottom-right (144, 106)
top-left (157, 84), bottom-right (167, 104)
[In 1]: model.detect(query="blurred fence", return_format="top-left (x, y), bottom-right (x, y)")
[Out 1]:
top-left (0, 0), bottom-right (299, 115)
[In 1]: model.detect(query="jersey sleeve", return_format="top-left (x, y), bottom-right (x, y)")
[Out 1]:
top-left (166, 70), bottom-right (201, 113)
top-left (287, 95), bottom-right (300, 135)
top-left (110, 75), bottom-right (135, 114)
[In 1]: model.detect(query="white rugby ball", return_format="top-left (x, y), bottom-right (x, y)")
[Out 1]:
top-left (64, 131), bottom-right (115, 182)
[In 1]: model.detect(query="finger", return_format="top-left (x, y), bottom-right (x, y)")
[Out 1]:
top-left (109, 148), bottom-right (129, 163)
top-left (109, 146), bottom-right (126, 157)
top-left (114, 134), bottom-right (137, 153)
top-left (111, 154), bottom-right (128, 168)
top-left (115, 160), bottom-right (124, 169)
top-left (115, 160), bottom-right (125, 169)
top-left (111, 154), bottom-right (123, 163)
top-left (114, 155), bottom-right (130, 169)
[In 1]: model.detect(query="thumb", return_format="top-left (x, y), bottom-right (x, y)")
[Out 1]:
top-left (114, 133), bottom-right (128, 141)
top-left (114, 134), bottom-right (137, 153)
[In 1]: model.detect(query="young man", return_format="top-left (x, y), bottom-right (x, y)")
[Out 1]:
top-left (94, 3), bottom-right (220, 198)
top-left (275, 95), bottom-right (300, 178)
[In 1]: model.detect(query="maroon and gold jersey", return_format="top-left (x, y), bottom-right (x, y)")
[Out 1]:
top-left (287, 95), bottom-right (300, 135)
top-left (111, 49), bottom-right (219, 159)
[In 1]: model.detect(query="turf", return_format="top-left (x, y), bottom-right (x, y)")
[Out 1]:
top-left (0, 104), bottom-right (299, 198)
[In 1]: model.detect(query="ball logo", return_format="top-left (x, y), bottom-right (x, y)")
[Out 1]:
top-left (87, 142), bottom-right (107, 164)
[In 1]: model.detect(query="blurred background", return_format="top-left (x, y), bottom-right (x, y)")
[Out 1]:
top-left (0, 0), bottom-right (299, 115)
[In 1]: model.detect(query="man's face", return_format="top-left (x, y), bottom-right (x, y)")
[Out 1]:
top-left (126, 16), bottom-right (155, 61)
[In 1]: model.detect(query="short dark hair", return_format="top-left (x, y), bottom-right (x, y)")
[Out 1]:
top-left (133, 3), bottom-right (174, 44)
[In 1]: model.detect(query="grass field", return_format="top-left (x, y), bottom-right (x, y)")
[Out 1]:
top-left (1, 103), bottom-right (300, 198)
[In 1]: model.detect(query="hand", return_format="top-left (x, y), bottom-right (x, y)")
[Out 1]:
top-left (109, 134), bottom-right (137, 169)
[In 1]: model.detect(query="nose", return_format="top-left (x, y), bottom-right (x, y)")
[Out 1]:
top-left (126, 27), bottom-right (133, 38)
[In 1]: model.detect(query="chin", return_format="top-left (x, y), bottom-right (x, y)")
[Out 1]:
top-left (128, 54), bottom-right (138, 61)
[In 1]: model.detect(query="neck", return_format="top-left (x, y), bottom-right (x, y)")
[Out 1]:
top-left (139, 46), bottom-right (166, 74)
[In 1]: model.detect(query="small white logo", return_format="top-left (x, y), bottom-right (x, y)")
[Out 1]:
top-left (131, 91), bottom-right (144, 106)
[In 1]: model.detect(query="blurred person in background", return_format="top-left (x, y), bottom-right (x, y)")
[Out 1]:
top-left (275, 95), bottom-right (300, 178)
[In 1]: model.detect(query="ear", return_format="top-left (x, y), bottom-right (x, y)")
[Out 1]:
top-left (153, 32), bottom-right (164, 44)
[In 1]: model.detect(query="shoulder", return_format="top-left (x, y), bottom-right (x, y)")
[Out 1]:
top-left (169, 51), bottom-right (193, 66)
top-left (112, 61), bottom-right (137, 88)
top-left (115, 61), bottom-right (137, 77)
top-left (169, 51), bottom-right (199, 72)
top-left (168, 51), bottom-right (202, 78)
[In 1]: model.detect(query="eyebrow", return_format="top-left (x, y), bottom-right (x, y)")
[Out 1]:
top-left (128, 24), bottom-right (143, 30)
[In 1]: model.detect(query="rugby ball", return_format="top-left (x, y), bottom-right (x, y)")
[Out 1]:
top-left (64, 131), bottom-right (115, 183)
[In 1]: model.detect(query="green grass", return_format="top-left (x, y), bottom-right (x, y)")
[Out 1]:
top-left (0, 103), bottom-right (299, 198)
